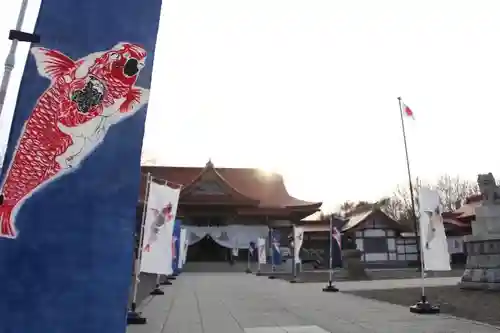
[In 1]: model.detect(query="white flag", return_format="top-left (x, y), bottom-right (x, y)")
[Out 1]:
top-left (140, 182), bottom-right (181, 275)
top-left (293, 226), bottom-right (304, 263)
top-left (418, 187), bottom-right (451, 271)
top-left (178, 228), bottom-right (188, 269)
top-left (257, 237), bottom-right (266, 264)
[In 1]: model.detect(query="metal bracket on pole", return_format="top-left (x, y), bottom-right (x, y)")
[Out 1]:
top-left (8, 30), bottom-right (40, 43)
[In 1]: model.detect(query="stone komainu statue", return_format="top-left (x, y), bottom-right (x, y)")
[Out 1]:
top-left (477, 173), bottom-right (500, 205)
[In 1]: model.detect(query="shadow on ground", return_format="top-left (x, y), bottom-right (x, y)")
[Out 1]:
top-left (260, 268), bottom-right (463, 283)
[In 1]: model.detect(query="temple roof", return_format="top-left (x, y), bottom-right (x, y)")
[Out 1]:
top-left (139, 162), bottom-right (322, 211)
top-left (341, 208), bottom-right (408, 232)
top-left (442, 194), bottom-right (482, 222)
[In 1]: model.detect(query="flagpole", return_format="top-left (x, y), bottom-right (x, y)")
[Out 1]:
top-left (166, 181), bottom-right (183, 281)
top-left (397, 97), bottom-right (422, 270)
top-left (290, 225), bottom-right (298, 283)
top-left (323, 215), bottom-right (339, 292)
top-left (127, 173), bottom-right (152, 325)
top-left (245, 243), bottom-right (252, 273)
top-left (150, 274), bottom-right (164, 295)
top-left (268, 226), bottom-right (276, 279)
top-left (256, 242), bottom-right (262, 275)
top-left (399, 98), bottom-right (440, 315)
top-left (0, 0), bottom-right (30, 119)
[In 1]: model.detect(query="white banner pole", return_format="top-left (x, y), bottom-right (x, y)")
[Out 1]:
top-left (269, 227), bottom-right (276, 279)
top-left (418, 222), bottom-right (426, 298)
top-left (322, 215), bottom-right (339, 292)
top-left (245, 243), bottom-right (252, 273)
top-left (328, 217), bottom-right (333, 281)
top-left (409, 187), bottom-right (441, 314)
top-left (291, 226), bottom-right (297, 281)
top-left (150, 273), bottom-right (164, 295)
top-left (257, 241), bottom-right (261, 275)
top-left (127, 173), bottom-right (152, 323)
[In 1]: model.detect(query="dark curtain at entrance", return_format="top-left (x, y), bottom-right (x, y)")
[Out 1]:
top-left (187, 235), bottom-right (228, 262)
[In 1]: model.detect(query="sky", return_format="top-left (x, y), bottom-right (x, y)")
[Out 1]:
top-left (1, 0), bottom-right (500, 214)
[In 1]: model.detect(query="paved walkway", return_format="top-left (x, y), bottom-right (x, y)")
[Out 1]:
top-left (127, 273), bottom-right (500, 333)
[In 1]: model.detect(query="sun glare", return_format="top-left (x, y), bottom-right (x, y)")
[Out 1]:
top-left (257, 165), bottom-right (280, 178)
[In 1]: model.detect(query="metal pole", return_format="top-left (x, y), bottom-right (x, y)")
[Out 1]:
top-left (322, 215), bottom-right (339, 292)
top-left (292, 226), bottom-right (296, 279)
top-left (130, 173), bottom-right (152, 311)
top-left (268, 224), bottom-right (276, 279)
top-left (0, 0), bottom-right (30, 118)
top-left (328, 216), bottom-right (333, 285)
top-left (247, 248), bottom-right (250, 269)
top-left (270, 227), bottom-right (275, 270)
top-left (397, 97), bottom-right (422, 271)
top-left (417, 222), bottom-right (426, 298)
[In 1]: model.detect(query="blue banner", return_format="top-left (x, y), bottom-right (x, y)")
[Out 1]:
top-left (331, 229), bottom-right (343, 268)
top-left (270, 229), bottom-right (282, 265)
top-left (0, 1), bottom-right (162, 332)
top-left (172, 219), bottom-right (181, 274)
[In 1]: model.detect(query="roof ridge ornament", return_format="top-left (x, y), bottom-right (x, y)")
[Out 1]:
top-left (205, 159), bottom-right (214, 169)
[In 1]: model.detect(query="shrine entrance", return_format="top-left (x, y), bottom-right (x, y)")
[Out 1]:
top-left (187, 234), bottom-right (229, 262)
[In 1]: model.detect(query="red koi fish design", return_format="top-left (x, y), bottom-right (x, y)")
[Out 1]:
top-left (0, 42), bottom-right (150, 239)
top-left (143, 203), bottom-right (174, 252)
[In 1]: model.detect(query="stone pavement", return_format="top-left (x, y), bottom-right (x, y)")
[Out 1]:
top-left (127, 273), bottom-right (500, 333)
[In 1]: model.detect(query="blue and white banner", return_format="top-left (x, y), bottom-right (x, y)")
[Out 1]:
top-left (0, 1), bottom-right (162, 332)
top-left (249, 241), bottom-right (256, 258)
top-left (270, 229), bottom-right (282, 265)
top-left (419, 187), bottom-right (451, 271)
top-left (331, 226), bottom-right (343, 268)
top-left (140, 182), bottom-right (180, 275)
top-left (293, 226), bottom-right (304, 263)
top-left (257, 237), bottom-right (266, 264)
top-left (172, 219), bottom-right (182, 274)
top-left (178, 228), bottom-right (188, 270)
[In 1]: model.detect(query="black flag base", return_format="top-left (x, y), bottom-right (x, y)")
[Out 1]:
top-left (127, 311), bottom-right (147, 325)
top-left (150, 286), bottom-right (165, 295)
top-left (245, 268), bottom-right (252, 274)
top-left (127, 303), bottom-right (147, 325)
top-left (409, 296), bottom-right (440, 314)
top-left (268, 275), bottom-right (276, 279)
top-left (322, 281), bottom-right (339, 292)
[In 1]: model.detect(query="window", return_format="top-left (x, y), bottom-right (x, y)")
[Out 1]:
top-left (363, 238), bottom-right (388, 253)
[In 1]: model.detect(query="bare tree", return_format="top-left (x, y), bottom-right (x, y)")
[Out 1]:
top-left (380, 174), bottom-right (480, 228)
top-left (432, 174), bottom-right (479, 211)
top-left (379, 177), bottom-right (425, 229)
top-left (337, 201), bottom-right (355, 217)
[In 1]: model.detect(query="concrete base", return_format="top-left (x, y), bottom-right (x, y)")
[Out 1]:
top-left (459, 267), bottom-right (500, 291)
top-left (459, 233), bottom-right (500, 291)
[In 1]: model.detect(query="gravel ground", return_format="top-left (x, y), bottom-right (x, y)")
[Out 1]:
top-left (344, 286), bottom-right (500, 327)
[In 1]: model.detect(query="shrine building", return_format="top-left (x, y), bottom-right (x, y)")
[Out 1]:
top-left (137, 160), bottom-right (322, 262)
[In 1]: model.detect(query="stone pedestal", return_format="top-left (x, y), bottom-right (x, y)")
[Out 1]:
top-left (459, 205), bottom-right (500, 291)
top-left (341, 249), bottom-right (369, 280)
